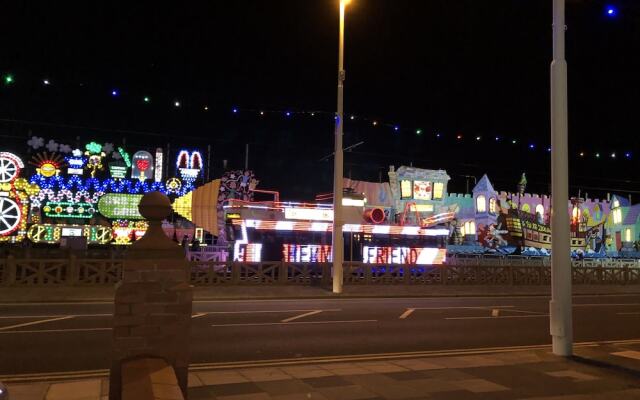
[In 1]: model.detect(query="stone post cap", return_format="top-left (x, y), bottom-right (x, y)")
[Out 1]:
top-left (139, 192), bottom-right (172, 222)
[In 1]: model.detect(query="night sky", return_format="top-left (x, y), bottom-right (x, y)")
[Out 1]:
top-left (1, 1), bottom-right (638, 200)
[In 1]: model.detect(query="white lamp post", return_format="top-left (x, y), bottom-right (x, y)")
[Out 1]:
top-left (550, 0), bottom-right (573, 356)
top-left (332, 0), bottom-right (351, 294)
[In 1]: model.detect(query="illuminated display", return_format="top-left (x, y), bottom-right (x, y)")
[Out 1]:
top-left (362, 246), bottom-right (446, 265)
top-left (177, 150), bottom-right (203, 182)
top-left (235, 219), bottom-right (450, 237)
top-left (410, 204), bottom-right (434, 212)
top-left (66, 150), bottom-right (86, 175)
top-left (118, 147), bottom-right (132, 167)
top-left (282, 244), bottom-right (332, 263)
top-left (131, 151), bottom-right (154, 181)
top-left (112, 220), bottom-right (148, 245)
top-left (0, 152), bottom-right (24, 183)
top-left (413, 181), bottom-right (432, 200)
top-left (154, 148), bottom-right (163, 182)
top-left (342, 198), bottom-right (365, 207)
top-left (29, 175), bottom-right (192, 196)
top-left (109, 162), bottom-right (128, 179)
top-left (284, 207), bottom-right (333, 221)
top-left (84, 143), bottom-right (106, 177)
top-left (0, 197), bottom-right (22, 236)
top-left (233, 243), bottom-right (262, 262)
top-left (165, 177), bottom-right (182, 194)
top-left (43, 201), bottom-right (95, 218)
top-left (97, 194), bottom-right (144, 219)
top-left (400, 180), bottom-right (412, 199)
top-left (27, 224), bottom-right (112, 244)
top-left (433, 182), bottom-right (444, 200)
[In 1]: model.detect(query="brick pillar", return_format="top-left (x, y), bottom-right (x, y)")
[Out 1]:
top-left (109, 192), bottom-right (192, 400)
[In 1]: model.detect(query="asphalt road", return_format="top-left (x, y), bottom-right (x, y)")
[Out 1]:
top-left (1, 294), bottom-right (640, 376)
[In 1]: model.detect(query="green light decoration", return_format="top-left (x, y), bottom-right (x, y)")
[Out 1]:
top-left (4, 74), bottom-right (14, 85)
top-left (97, 193), bottom-right (144, 220)
top-left (43, 201), bottom-right (95, 219)
top-left (85, 142), bottom-right (102, 154)
top-left (118, 147), bottom-right (132, 168)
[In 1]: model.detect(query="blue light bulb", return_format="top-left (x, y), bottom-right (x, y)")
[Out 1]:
top-left (606, 6), bottom-right (617, 17)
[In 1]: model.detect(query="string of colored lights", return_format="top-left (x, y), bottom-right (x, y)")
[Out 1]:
top-left (29, 175), bottom-right (194, 196)
top-left (0, 73), bottom-right (635, 160)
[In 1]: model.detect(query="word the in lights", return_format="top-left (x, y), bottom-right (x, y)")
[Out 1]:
top-left (362, 246), bottom-right (447, 265)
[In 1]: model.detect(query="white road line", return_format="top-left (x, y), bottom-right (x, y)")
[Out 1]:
top-left (574, 303), bottom-right (640, 307)
top-left (191, 313), bottom-right (206, 319)
top-left (196, 309), bottom-right (341, 315)
top-left (496, 308), bottom-right (547, 315)
top-left (445, 315), bottom-right (549, 320)
top-left (617, 312), bottom-right (640, 315)
top-left (411, 306), bottom-right (515, 310)
top-left (399, 308), bottom-right (415, 319)
top-left (0, 315), bottom-right (74, 331)
top-left (281, 310), bottom-right (323, 323)
top-left (211, 320), bottom-right (377, 327)
top-left (0, 327), bottom-right (111, 334)
top-left (0, 314), bottom-right (112, 319)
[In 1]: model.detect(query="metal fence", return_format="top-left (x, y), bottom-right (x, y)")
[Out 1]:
top-left (2, 255), bottom-right (640, 286)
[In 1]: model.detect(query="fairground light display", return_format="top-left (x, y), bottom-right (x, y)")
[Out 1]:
top-left (3, 137), bottom-right (640, 263)
top-left (0, 138), bottom-right (210, 245)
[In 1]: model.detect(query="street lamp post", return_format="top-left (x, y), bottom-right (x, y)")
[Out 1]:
top-left (332, 0), bottom-right (350, 294)
top-left (550, 0), bottom-right (573, 356)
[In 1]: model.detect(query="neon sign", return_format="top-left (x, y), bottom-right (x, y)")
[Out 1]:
top-left (233, 243), bottom-right (262, 262)
top-left (362, 246), bottom-right (446, 265)
top-left (282, 244), bottom-right (332, 263)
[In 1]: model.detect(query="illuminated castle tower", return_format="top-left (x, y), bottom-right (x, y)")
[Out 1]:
top-left (472, 174), bottom-right (499, 231)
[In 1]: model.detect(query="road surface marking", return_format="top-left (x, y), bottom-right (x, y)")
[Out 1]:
top-left (0, 316), bottom-right (73, 331)
top-left (411, 306), bottom-right (515, 310)
top-left (617, 312), bottom-right (640, 315)
top-left (399, 308), bottom-right (415, 319)
top-left (446, 315), bottom-right (549, 320)
top-left (197, 309), bottom-right (340, 314)
top-left (491, 309), bottom-right (500, 317)
top-left (0, 327), bottom-right (111, 334)
top-left (281, 310), bottom-right (323, 323)
top-left (191, 313), bottom-right (207, 319)
top-left (574, 303), bottom-right (640, 307)
top-left (211, 320), bottom-right (377, 327)
top-left (0, 314), bottom-right (112, 319)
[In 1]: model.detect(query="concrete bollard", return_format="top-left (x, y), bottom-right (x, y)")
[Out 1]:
top-left (109, 192), bottom-right (192, 400)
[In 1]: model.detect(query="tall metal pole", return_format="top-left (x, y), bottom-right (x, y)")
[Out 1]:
top-left (550, 0), bottom-right (573, 356)
top-left (332, 0), bottom-right (348, 294)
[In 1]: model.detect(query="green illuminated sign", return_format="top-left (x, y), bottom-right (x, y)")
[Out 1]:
top-left (109, 162), bottom-right (128, 179)
top-left (85, 142), bottom-right (102, 154)
top-left (97, 194), bottom-right (143, 220)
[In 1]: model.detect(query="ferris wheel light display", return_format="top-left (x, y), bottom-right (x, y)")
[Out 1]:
top-left (0, 197), bottom-right (22, 236)
top-left (0, 152), bottom-right (24, 183)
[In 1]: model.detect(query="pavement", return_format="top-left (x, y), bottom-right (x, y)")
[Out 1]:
top-left (4, 341), bottom-right (640, 400)
top-left (1, 284), bottom-right (639, 303)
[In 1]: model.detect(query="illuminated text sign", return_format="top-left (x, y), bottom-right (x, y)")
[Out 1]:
top-left (362, 246), bottom-right (446, 265)
top-left (282, 244), bottom-right (332, 263)
top-left (284, 207), bottom-right (333, 221)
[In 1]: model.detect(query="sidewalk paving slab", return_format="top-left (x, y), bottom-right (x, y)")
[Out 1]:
top-left (6, 344), bottom-right (640, 400)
